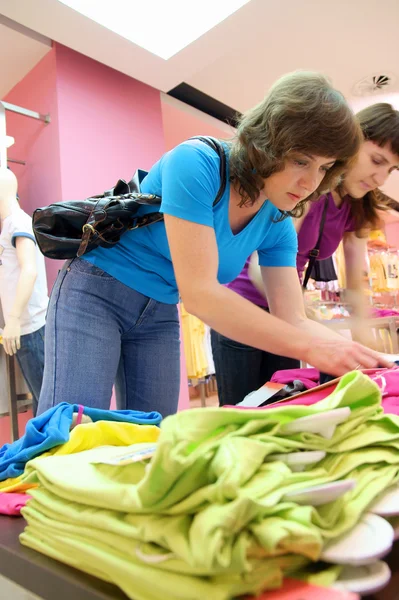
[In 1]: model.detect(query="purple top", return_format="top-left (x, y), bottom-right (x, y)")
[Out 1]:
top-left (227, 193), bottom-right (356, 306)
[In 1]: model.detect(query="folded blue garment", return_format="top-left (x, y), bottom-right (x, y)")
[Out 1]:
top-left (0, 403), bottom-right (162, 481)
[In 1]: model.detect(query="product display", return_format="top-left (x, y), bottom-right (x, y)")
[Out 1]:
top-left (0, 403), bottom-right (162, 480)
top-left (14, 371), bottom-right (399, 599)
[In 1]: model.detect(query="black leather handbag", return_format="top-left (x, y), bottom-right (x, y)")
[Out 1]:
top-left (32, 136), bottom-right (227, 260)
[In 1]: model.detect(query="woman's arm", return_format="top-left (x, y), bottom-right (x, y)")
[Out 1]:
top-left (165, 215), bottom-right (391, 374)
top-left (342, 230), bottom-right (378, 347)
top-left (342, 231), bottom-right (369, 316)
top-left (2, 237), bottom-right (38, 355)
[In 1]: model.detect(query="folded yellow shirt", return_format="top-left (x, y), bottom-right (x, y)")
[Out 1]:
top-left (1, 421), bottom-right (160, 493)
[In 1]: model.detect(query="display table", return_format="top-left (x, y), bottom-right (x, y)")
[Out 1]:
top-left (0, 517), bottom-right (129, 600)
top-left (0, 516), bottom-right (394, 600)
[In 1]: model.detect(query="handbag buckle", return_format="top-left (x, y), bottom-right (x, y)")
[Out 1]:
top-left (309, 249), bottom-right (320, 258)
top-left (82, 223), bottom-right (96, 234)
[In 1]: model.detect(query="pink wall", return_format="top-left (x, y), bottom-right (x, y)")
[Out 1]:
top-left (55, 44), bottom-right (165, 199)
top-left (2, 45), bottom-right (192, 416)
top-left (385, 222), bottom-right (399, 248)
top-left (4, 49), bottom-right (63, 288)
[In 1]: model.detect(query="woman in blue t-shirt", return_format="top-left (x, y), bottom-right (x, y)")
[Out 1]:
top-left (38, 71), bottom-right (391, 417)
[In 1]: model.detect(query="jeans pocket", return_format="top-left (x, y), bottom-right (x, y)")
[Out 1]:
top-left (72, 258), bottom-right (115, 279)
top-left (46, 263), bottom-right (71, 319)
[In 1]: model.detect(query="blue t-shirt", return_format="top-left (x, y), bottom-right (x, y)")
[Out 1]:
top-left (83, 139), bottom-right (298, 304)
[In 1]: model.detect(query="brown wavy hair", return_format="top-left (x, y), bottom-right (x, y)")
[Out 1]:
top-left (229, 71), bottom-right (362, 219)
top-left (345, 103), bottom-right (399, 232)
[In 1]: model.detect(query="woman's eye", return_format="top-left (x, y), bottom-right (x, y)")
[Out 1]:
top-left (321, 166), bottom-right (332, 173)
top-left (294, 159), bottom-right (307, 167)
top-left (372, 158), bottom-right (382, 166)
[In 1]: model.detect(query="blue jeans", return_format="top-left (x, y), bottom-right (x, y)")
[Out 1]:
top-left (16, 325), bottom-right (45, 416)
top-left (38, 258), bottom-right (181, 417)
top-left (211, 328), bottom-right (299, 406)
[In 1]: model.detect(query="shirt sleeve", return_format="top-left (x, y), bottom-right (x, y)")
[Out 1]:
top-left (159, 140), bottom-right (221, 227)
top-left (258, 216), bottom-right (298, 268)
top-left (9, 212), bottom-right (36, 248)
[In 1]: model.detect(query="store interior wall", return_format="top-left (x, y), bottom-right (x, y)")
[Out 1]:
top-left (3, 48), bottom-right (63, 288)
top-left (1, 44), bottom-right (193, 441)
top-left (2, 43), bottom-right (399, 441)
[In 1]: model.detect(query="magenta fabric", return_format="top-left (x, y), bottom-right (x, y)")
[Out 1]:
top-left (372, 368), bottom-right (399, 415)
top-left (0, 492), bottom-right (31, 516)
top-left (296, 193), bottom-right (355, 280)
top-left (226, 368), bottom-right (399, 413)
top-left (372, 308), bottom-right (399, 318)
top-left (226, 257), bottom-right (266, 307)
top-left (267, 368), bottom-right (399, 413)
top-left (271, 368), bottom-right (320, 389)
top-left (76, 404), bottom-right (84, 426)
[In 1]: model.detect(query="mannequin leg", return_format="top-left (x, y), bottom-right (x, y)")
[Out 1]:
top-left (15, 325), bottom-right (45, 416)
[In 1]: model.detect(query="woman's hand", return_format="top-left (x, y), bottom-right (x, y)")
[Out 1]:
top-left (303, 337), bottom-right (393, 376)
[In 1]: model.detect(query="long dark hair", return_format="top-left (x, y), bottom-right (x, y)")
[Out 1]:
top-left (346, 103), bottom-right (399, 231)
top-left (229, 71), bottom-right (362, 219)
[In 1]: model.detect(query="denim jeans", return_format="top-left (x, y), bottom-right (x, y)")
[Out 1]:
top-left (16, 325), bottom-right (45, 416)
top-left (211, 328), bottom-right (299, 406)
top-left (38, 258), bottom-right (181, 417)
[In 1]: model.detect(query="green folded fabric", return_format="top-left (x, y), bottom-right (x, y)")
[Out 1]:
top-left (20, 503), bottom-right (307, 600)
top-left (20, 371), bottom-right (399, 600)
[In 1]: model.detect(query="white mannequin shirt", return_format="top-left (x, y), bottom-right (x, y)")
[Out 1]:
top-left (0, 208), bottom-right (48, 335)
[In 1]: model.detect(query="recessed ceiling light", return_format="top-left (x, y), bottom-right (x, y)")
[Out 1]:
top-left (57, 0), bottom-right (251, 60)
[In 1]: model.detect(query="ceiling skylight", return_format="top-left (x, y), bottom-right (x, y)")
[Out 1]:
top-left (57, 0), bottom-right (251, 60)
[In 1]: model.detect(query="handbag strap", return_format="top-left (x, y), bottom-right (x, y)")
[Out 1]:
top-left (190, 136), bottom-right (227, 205)
top-left (78, 136), bottom-right (228, 257)
top-left (302, 196), bottom-right (329, 290)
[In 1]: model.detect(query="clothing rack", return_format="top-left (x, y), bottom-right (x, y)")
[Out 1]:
top-left (7, 158), bottom-right (26, 166)
top-left (0, 100), bottom-right (50, 168)
top-left (1, 101), bottom-right (50, 124)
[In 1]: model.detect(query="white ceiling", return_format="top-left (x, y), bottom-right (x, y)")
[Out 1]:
top-left (1, 0), bottom-right (399, 112)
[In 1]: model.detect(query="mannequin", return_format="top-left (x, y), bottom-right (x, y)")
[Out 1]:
top-left (0, 168), bottom-right (48, 415)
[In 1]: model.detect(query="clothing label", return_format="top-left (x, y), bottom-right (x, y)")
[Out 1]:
top-left (238, 382), bottom-right (285, 408)
top-left (92, 445), bottom-right (157, 466)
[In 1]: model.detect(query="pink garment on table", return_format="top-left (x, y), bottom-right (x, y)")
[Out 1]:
top-left (271, 368), bottom-right (320, 390)
top-left (246, 578), bottom-right (358, 600)
top-left (266, 368), bottom-right (399, 414)
top-left (76, 404), bottom-right (84, 426)
top-left (0, 492), bottom-right (31, 516)
top-left (372, 308), bottom-right (399, 318)
top-left (228, 368), bottom-right (399, 413)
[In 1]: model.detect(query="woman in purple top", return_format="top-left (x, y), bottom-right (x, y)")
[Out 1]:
top-left (212, 103), bottom-right (399, 405)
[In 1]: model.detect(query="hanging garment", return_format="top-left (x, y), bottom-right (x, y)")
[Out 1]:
top-left (180, 304), bottom-right (208, 382)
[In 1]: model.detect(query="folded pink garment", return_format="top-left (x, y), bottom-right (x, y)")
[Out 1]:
top-left (270, 368), bottom-right (320, 389)
top-left (266, 368), bottom-right (399, 414)
top-left (0, 492), bottom-right (31, 516)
